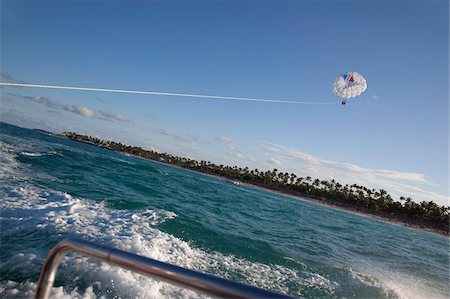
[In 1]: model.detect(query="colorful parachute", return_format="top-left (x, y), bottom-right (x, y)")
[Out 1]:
top-left (333, 72), bottom-right (367, 103)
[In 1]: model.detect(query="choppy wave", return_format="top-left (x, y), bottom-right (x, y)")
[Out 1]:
top-left (0, 142), bottom-right (20, 175)
top-left (0, 141), bottom-right (333, 298)
top-left (20, 151), bottom-right (46, 157)
top-left (1, 123), bottom-right (449, 299)
top-left (0, 133), bottom-right (336, 298)
top-left (1, 182), bottom-right (340, 298)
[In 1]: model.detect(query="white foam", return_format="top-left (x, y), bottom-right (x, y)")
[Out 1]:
top-left (110, 156), bottom-right (136, 165)
top-left (0, 141), bottom-right (21, 178)
top-left (1, 183), bottom-right (337, 298)
top-left (2, 135), bottom-right (445, 299)
top-left (348, 266), bottom-right (448, 299)
top-left (0, 280), bottom-right (99, 299)
top-left (0, 141), bottom-right (59, 182)
top-left (20, 151), bottom-right (46, 157)
top-left (158, 169), bottom-right (170, 176)
top-left (0, 136), bottom-right (340, 297)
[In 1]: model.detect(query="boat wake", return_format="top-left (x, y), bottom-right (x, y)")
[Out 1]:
top-left (1, 182), bottom-right (340, 298)
top-left (1, 127), bottom-right (447, 299)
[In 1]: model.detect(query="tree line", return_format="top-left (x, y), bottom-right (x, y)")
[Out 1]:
top-left (61, 132), bottom-right (449, 234)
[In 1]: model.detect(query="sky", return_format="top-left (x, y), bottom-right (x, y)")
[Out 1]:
top-left (1, 0), bottom-right (449, 206)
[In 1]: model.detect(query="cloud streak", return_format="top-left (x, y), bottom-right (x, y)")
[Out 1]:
top-left (255, 141), bottom-right (448, 206)
top-left (216, 136), bottom-right (248, 160)
top-left (14, 94), bottom-right (61, 109)
top-left (153, 128), bottom-right (199, 143)
top-left (256, 142), bottom-right (430, 184)
top-left (216, 136), bottom-right (235, 145)
top-left (64, 105), bottom-right (94, 117)
top-left (98, 110), bottom-right (129, 122)
top-left (0, 108), bottom-right (69, 133)
top-left (9, 93), bottom-right (94, 118)
top-left (269, 157), bottom-right (282, 165)
top-left (8, 92), bottom-right (129, 122)
top-left (0, 72), bottom-right (27, 84)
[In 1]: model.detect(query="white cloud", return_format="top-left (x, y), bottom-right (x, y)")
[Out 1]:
top-left (63, 105), bottom-right (94, 117)
top-left (257, 142), bottom-right (430, 184)
top-left (268, 157), bottom-right (282, 165)
top-left (0, 72), bottom-right (26, 84)
top-left (10, 92), bottom-right (94, 118)
top-left (255, 141), bottom-right (448, 206)
top-left (0, 108), bottom-right (70, 133)
top-left (216, 136), bottom-right (249, 161)
top-left (19, 95), bottom-right (61, 109)
top-left (369, 179), bottom-right (449, 206)
top-left (98, 110), bottom-right (129, 122)
top-left (230, 151), bottom-right (244, 159)
top-left (153, 128), bottom-right (199, 143)
top-left (9, 92), bottom-right (133, 122)
top-left (369, 169), bottom-right (429, 183)
top-left (216, 136), bottom-right (235, 145)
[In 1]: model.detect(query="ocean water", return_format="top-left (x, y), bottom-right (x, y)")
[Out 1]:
top-left (0, 122), bottom-right (448, 299)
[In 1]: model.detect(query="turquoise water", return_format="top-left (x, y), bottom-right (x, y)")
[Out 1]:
top-left (0, 122), bottom-right (449, 298)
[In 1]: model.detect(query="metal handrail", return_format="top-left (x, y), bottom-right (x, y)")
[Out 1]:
top-left (35, 238), bottom-right (292, 299)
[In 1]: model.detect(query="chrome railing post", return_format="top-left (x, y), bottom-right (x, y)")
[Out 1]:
top-left (34, 240), bottom-right (73, 299)
top-left (34, 238), bottom-right (292, 299)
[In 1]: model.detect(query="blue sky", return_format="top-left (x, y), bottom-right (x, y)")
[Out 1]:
top-left (1, 0), bottom-right (448, 206)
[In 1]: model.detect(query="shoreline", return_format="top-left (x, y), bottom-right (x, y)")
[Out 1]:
top-left (123, 151), bottom-right (449, 237)
top-left (58, 135), bottom-right (449, 237)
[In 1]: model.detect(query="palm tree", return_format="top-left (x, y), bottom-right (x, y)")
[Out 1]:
top-left (62, 131), bottom-right (449, 234)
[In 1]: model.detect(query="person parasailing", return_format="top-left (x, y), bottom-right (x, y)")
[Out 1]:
top-left (333, 71), bottom-right (367, 106)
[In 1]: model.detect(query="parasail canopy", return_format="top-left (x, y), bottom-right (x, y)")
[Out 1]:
top-left (333, 71), bottom-right (367, 99)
